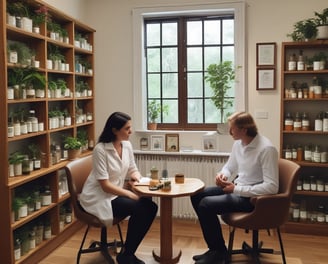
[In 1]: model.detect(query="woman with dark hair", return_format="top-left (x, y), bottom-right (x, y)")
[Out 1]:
top-left (79, 112), bottom-right (158, 264)
top-left (190, 111), bottom-right (278, 264)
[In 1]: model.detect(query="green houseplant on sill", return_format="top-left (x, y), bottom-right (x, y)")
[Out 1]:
top-left (147, 100), bottom-right (169, 130)
top-left (204, 60), bottom-right (236, 134)
top-left (63, 136), bottom-right (82, 160)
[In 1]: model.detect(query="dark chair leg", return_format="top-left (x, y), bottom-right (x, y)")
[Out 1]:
top-left (77, 225), bottom-right (90, 264)
top-left (277, 228), bottom-right (287, 264)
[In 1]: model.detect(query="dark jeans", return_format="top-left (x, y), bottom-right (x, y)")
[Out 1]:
top-left (112, 196), bottom-right (158, 255)
top-left (191, 186), bottom-right (254, 252)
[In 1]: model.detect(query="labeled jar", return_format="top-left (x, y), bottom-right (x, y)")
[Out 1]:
top-left (291, 203), bottom-right (300, 221)
top-left (314, 112), bottom-right (323, 131)
top-left (301, 112), bottom-right (310, 131)
top-left (313, 145), bottom-right (321, 163)
top-left (323, 111), bottom-right (328, 132)
top-left (293, 112), bottom-right (302, 131)
top-left (41, 187), bottom-right (52, 206)
top-left (299, 200), bottom-right (307, 222)
top-left (297, 145), bottom-right (303, 161)
top-left (302, 177), bottom-right (310, 191)
top-left (317, 179), bottom-right (324, 192)
top-left (317, 205), bottom-right (325, 223)
top-left (288, 54), bottom-right (296, 71)
top-left (310, 175), bottom-right (317, 191)
top-left (284, 112), bottom-right (293, 131)
top-left (304, 145), bottom-right (312, 161)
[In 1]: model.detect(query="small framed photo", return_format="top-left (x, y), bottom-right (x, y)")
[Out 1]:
top-left (257, 68), bottom-right (276, 90)
top-left (202, 133), bottom-right (217, 152)
top-left (150, 135), bottom-right (165, 151)
top-left (256, 42), bottom-right (276, 67)
top-left (165, 134), bottom-right (179, 152)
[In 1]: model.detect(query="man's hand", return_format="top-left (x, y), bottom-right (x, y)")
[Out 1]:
top-left (215, 173), bottom-right (234, 193)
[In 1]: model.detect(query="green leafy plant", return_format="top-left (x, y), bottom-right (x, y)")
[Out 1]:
top-left (314, 8), bottom-right (328, 26)
top-left (77, 129), bottom-right (88, 147)
top-left (204, 61), bottom-right (235, 123)
top-left (63, 136), bottom-right (82, 150)
top-left (31, 5), bottom-right (48, 26)
top-left (48, 80), bottom-right (57, 91)
top-left (147, 100), bottom-right (169, 123)
top-left (7, 40), bottom-right (33, 65)
top-left (287, 18), bottom-right (317, 41)
top-left (8, 151), bottom-right (25, 165)
top-left (6, 1), bottom-right (30, 17)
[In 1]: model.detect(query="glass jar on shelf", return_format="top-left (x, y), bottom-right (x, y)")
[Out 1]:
top-left (310, 175), bottom-right (317, 191)
top-left (317, 205), bottom-right (325, 223)
top-left (293, 112), bottom-right (302, 131)
top-left (291, 202), bottom-right (300, 222)
top-left (301, 112), bottom-right (310, 131)
top-left (304, 144), bottom-right (312, 162)
top-left (302, 177), bottom-right (310, 191)
top-left (284, 112), bottom-right (294, 131)
top-left (299, 200), bottom-right (307, 222)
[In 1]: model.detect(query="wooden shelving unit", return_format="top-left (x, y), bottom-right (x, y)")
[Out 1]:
top-left (280, 41), bottom-right (328, 236)
top-left (0, 1), bottom-right (95, 263)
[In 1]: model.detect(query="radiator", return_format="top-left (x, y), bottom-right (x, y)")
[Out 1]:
top-left (134, 153), bottom-right (229, 219)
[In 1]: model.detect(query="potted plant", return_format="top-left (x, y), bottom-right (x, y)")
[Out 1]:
top-left (63, 136), bottom-right (82, 160)
top-left (147, 100), bottom-right (169, 130)
top-left (314, 8), bottom-right (328, 39)
top-left (287, 18), bottom-right (317, 42)
top-left (9, 151), bottom-right (25, 176)
top-left (12, 197), bottom-right (24, 222)
top-left (77, 129), bottom-right (89, 152)
top-left (22, 67), bottom-right (46, 98)
top-left (204, 60), bottom-right (236, 133)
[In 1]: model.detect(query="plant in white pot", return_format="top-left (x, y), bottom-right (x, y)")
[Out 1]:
top-left (314, 8), bottom-right (328, 39)
top-left (147, 100), bottom-right (169, 130)
top-left (204, 60), bottom-right (236, 134)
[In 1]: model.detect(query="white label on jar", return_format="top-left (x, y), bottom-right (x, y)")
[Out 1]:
top-left (323, 118), bottom-right (328, 132)
top-left (293, 208), bottom-right (300, 219)
top-left (321, 152), bottom-right (327, 163)
top-left (302, 120), bottom-right (310, 127)
top-left (44, 229), bottom-right (51, 239)
top-left (317, 184), bottom-right (324, 192)
top-left (8, 126), bottom-right (14, 137)
top-left (315, 120), bottom-right (323, 131)
top-left (294, 121), bottom-right (301, 129)
top-left (14, 248), bottom-right (21, 260)
top-left (317, 215), bottom-right (325, 223)
top-left (297, 61), bottom-right (304, 71)
top-left (288, 61), bottom-right (296, 71)
top-left (313, 152), bottom-right (321, 163)
top-left (285, 152), bottom-right (292, 159)
top-left (300, 211), bottom-right (307, 219)
top-left (303, 183), bottom-right (310, 191)
top-left (42, 195), bottom-right (52, 206)
top-left (304, 150), bottom-right (312, 161)
top-left (310, 183), bottom-right (317, 191)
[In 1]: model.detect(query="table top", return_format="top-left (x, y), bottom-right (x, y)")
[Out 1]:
top-left (132, 177), bottom-right (205, 198)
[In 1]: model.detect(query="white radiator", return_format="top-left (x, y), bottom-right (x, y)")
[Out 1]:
top-left (134, 153), bottom-right (229, 219)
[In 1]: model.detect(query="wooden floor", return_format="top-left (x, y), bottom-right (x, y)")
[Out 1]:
top-left (41, 218), bottom-right (327, 264)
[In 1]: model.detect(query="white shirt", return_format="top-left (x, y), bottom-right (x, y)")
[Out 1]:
top-left (79, 141), bottom-right (138, 226)
top-left (220, 134), bottom-right (279, 197)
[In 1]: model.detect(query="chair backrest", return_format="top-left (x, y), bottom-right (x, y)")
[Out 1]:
top-left (221, 158), bottom-right (300, 230)
top-left (65, 155), bottom-right (103, 226)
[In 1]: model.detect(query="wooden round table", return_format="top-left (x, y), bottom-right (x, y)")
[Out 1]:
top-left (132, 177), bottom-right (205, 264)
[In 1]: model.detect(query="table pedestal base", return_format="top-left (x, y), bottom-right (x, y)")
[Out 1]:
top-left (152, 248), bottom-right (182, 264)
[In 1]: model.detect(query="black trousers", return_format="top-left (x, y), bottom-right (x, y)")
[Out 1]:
top-left (190, 186), bottom-right (254, 252)
top-left (112, 196), bottom-right (158, 255)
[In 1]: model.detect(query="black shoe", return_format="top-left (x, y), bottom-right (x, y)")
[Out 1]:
top-left (116, 252), bottom-right (145, 264)
top-left (192, 249), bottom-right (213, 261)
top-left (194, 250), bottom-right (228, 264)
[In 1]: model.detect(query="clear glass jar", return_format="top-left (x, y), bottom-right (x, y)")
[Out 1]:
top-left (317, 205), bottom-right (325, 223)
top-left (317, 179), bottom-right (324, 192)
top-left (301, 112), bottom-right (310, 131)
top-left (313, 145), bottom-right (321, 163)
top-left (310, 175), bottom-right (317, 191)
top-left (304, 145), bottom-right (312, 161)
top-left (14, 238), bottom-right (21, 261)
top-left (302, 177), bottom-right (310, 191)
top-left (292, 203), bottom-right (300, 222)
top-left (41, 186), bottom-right (52, 206)
top-left (299, 200), bottom-right (307, 222)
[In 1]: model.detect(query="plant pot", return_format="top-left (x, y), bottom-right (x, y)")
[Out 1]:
top-left (316, 25), bottom-right (328, 39)
top-left (148, 123), bottom-right (157, 130)
top-left (67, 149), bottom-right (81, 160)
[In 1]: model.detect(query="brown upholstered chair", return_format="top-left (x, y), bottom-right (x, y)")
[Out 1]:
top-left (65, 155), bottom-right (124, 264)
top-left (221, 158), bottom-right (300, 264)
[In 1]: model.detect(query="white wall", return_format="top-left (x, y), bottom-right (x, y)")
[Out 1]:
top-left (43, 0), bottom-right (328, 152)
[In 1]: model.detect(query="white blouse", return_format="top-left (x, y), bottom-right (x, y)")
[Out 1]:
top-left (79, 141), bottom-right (138, 226)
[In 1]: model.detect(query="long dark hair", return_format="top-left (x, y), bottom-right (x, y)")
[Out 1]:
top-left (98, 112), bottom-right (131, 143)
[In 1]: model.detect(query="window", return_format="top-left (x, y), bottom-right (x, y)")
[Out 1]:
top-left (132, 2), bottom-right (246, 131)
top-left (145, 16), bottom-right (234, 130)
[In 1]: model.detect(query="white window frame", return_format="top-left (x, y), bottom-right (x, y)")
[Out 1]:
top-left (132, 1), bottom-right (247, 131)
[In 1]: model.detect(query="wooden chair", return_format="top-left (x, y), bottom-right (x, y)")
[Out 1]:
top-left (221, 158), bottom-right (300, 264)
top-left (65, 155), bottom-right (124, 264)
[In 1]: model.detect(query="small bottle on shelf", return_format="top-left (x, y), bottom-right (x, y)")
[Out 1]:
top-left (299, 200), bottom-right (307, 222)
top-left (297, 50), bottom-right (304, 71)
top-left (297, 145), bottom-right (303, 161)
top-left (301, 112), bottom-right (310, 131)
top-left (288, 54), bottom-right (297, 71)
top-left (314, 112), bottom-right (323, 131)
top-left (304, 144), bottom-right (312, 161)
top-left (284, 112), bottom-right (294, 131)
top-left (293, 112), bottom-right (302, 131)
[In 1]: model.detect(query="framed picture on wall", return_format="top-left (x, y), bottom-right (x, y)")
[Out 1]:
top-left (150, 135), bottom-right (165, 151)
top-left (256, 42), bottom-right (276, 67)
top-left (256, 68), bottom-right (276, 90)
top-left (165, 134), bottom-right (179, 152)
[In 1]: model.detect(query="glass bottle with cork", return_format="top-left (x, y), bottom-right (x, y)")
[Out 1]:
top-left (288, 53), bottom-right (296, 71)
top-left (297, 50), bottom-right (304, 71)
top-left (301, 112), bottom-right (310, 131)
top-left (293, 112), bottom-right (302, 131)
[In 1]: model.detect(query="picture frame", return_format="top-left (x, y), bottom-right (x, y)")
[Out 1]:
top-left (165, 134), bottom-right (179, 152)
top-left (150, 135), bottom-right (165, 151)
top-left (202, 133), bottom-right (217, 152)
top-left (256, 68), bottom-right (276, 90)
top-left (256, 42), bottom-right (276, 67)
